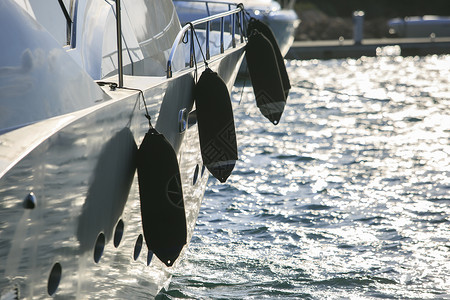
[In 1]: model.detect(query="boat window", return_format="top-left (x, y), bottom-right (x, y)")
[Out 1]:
top-left (28, 0), bottom-right (75, 46)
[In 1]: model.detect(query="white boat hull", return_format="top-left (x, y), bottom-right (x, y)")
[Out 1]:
top-left (0, 0), bottom-right (246, 298)
top-left (0, 48), bottom-right (245, 298)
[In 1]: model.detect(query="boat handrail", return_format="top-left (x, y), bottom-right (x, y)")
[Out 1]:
top-left (174, 0), bottom-right (240, 6)
top-left (166, 3), bottom-right (245, 78)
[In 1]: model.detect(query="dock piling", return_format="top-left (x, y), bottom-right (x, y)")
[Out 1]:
top-left (353, 11), bottom-right (365, 45)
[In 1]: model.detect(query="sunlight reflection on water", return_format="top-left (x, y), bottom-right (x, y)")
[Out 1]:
top-left (162, 54), bottom-right (450, 299)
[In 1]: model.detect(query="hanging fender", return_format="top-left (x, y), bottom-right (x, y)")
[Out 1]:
top-left (137, 128), bottom-right (187, 267)
top-left (194, 68), bottom-right (238, 183)
top-left (247, 18), bottom-right (291, 99)
top-left (246, 28), bottom-right (286, 125)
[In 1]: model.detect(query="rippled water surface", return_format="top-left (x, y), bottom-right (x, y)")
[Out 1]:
top-left (161, 54), bottom-right (450, 299)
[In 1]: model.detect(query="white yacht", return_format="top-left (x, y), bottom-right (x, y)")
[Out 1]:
top-left (174, 0), bottom-right (300, 57)
top-left (0, 0), bottom-right (246, 298)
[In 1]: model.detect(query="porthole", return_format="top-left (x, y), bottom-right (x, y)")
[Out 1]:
top-left (94, 233), bottom-right (105, 263)
top-left (133, 234), bottom-right (143, 261)
top-left (23, 192), bottom-right (36, 209)
top-left (47, 263), bottom-right (62, 296)
top-left (201, 165), bottom-right (206, 177)
top-left (113, 219), bottom-right (124, 248)
top-left (193, 164), bottom-right (199, 185)
top-left (147, 250), bottom-right (153, 266)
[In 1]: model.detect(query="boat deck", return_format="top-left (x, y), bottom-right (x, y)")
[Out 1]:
top-left (286, 37), bottom-right (450, 60)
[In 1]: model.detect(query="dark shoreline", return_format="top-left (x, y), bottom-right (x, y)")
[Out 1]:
top-left (294, 9), bottom-right (390, 41)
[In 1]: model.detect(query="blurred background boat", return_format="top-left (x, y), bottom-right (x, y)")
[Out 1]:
top-left (388, 15), bottom-right (450, 38)
top-left (174, 0), bottom-right (300, 57)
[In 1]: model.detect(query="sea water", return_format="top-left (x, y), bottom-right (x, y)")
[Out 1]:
top-left (160, 52), bottom-right (450, 299)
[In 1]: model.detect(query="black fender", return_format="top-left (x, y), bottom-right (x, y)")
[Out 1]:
top-left (137, 128), bottom-right (186, 267)
top-left (246, 29), bottom-right (287, 125)
top-left (248, 18), bottom-right (291, 99)
top-left (194, 68), bottom-right (238, 183)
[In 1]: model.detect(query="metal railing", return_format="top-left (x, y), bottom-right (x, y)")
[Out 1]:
top-left (166, 2), bottom-right (245, 78)
top-left (115, 0), bottom-right (124, 87)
